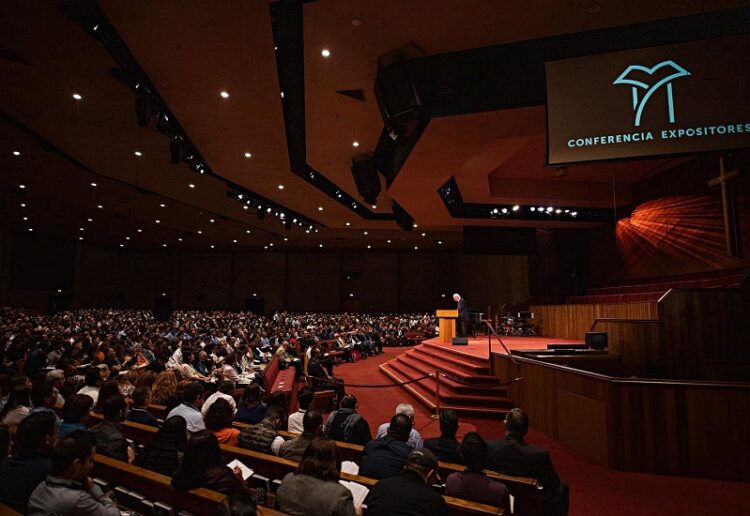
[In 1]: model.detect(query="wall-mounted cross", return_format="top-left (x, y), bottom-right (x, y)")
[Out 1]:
top-left (708, 156), bottom-right (740, 257)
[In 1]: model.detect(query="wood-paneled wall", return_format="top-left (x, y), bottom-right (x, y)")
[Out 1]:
top-left (492, 353), bottom-right (750, 482)
top-left (530, 302), bottom-right (659, 340)
top-left (591, 319), bottom-right (664, 375)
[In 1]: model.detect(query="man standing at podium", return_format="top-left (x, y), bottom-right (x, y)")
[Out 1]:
top-left (453, 293), bottom-right (469, 337)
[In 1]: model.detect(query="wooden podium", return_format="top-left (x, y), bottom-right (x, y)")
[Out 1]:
top-left (436, 309), bottom-right (459, 343)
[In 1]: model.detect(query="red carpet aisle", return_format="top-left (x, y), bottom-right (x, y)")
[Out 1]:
top-left (333, 348), bottom-right (750, 516)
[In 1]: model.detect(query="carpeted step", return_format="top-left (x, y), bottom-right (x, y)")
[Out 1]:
top-left (386, 359), bottom-right (512, 408)
top-left (401, 351), bottom-right (500, 385)
top-left (391, 355), bottom-right (508, 396)
top-left (421, 341), bottom-right (492, 367)
top-left (412, 345), bottom-right (490, 374)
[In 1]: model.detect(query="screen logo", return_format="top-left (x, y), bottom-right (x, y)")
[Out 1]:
top-left (613, 60), bottom-right (690, 127)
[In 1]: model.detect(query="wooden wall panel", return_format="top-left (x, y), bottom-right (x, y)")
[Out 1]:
top-left (530, 302), bottom-right (659, 340)
top-left (492, 353), bottom-right (750, 482)
top-left (591, 320), bottom-right (664, 375)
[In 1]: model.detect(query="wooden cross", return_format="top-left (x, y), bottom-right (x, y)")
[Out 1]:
top-left (707, 156), bottom-right (740, 257)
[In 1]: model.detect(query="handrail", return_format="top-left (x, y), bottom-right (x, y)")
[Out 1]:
top-left (491, 352), bottom-right (750, 389)
top-left (484, 320), bottom-right (517, 365)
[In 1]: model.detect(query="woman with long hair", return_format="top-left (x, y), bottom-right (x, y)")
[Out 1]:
top-left (135, 370), bottom-right (157, 389)
top-left (276, 438), bottom-right (356, 516)
top-left (135, 416), bottom-right (187, 477)
top-left (0, 384), bottom-right (31, 427)
top-left (151, 370), bottom-right (178, 405)
top-left (93, 380), bottom-right (122, 413)
top-left (204, 398), bottom-right (240, 446)
top-left (171, 430), bottom-right (249, 495)
top-left (235, 383), bottom-right (266, 425)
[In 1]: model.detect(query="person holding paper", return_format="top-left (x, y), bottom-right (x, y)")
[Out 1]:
top-left (276, 438), bottom-right (362, 516)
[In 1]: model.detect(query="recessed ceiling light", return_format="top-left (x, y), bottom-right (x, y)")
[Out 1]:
top-left (269, 243), bottom-right (274, 247)
top-left (137, 229), bottom-right (142, 233)
top-left (178, 238), bottom-right (183, 242)
top-left (12, 151), bottom-right (20, 156)
top-left (210, 245), bottom-right (215, 249)
top-left (162, 244), bottom-right (167, 248)
top-left (188, 183), bottom-right (195, 189)
top-left (367, 245), bottom-right (371, 249)
top-left (438, 241), bottom-right (443, 245)
top-left (414, 246), bottom-right (419, 250)
top-left (512, 205), bottom-right (520, 211)
top-left (79, 237), bottom-right (84, 241)
top-left (319, 244), bottom-right (324, 248)
top-left (318, 206), bottom-right (323, 211)
top-left (119, 244), bottom-right (124, 248)
top-left (18, 184), bottom-right (26, 189)
top-left (413, 223), bottom-right (418, 228)
top-left (97, 204), bottom-right (103, 209)
top-left (349, 293), bottom-right (354, 297)
top-left (20, 203), bottom-right (26, 208)
top-left (352, 141), bottom-right (359, 147)
top-left (233, 239), bottom-right (238, 243)
top-left (197, 230), bottom-right (203, 235)
top-left (220, 91), bottom-right (229, 98)
top-left (155, 219), bottom-right (160, 224)
top-left (371, 205), bottom-right (377, 209)
top-left (244, 152), bottom-right (252, 158)
top-left (243, 206), bottom-right (248, 210)
top-left (72, 93), bottom-right (82, 100)
top-left (125, 237), bottom-right (130, 240)
top-left (79, 227), bottom-right (84, 231)
top-left (90, 182), bottom-right (97, 187)
top-left (363, 231), bottom-right (368, 235)
top-left (27, 228), bottom-right (33, 232)
top-left (321, 49), bottom-right (331, 57)
top-left (246, 230), bottom-right (251, 234)
top-left (278, 184), bottom-right (284, 190)
top-left (264, 245), bottom-right (268, 249)
top-left (280, 91), bottom-right (284, 98)
top-left (387, 239), bottom-right (392, 243)
top-left (421, 232), bottom-right (426, 237)
top-left (283, 237), bottom-right (288, 241)
top-left (134, 151), bottom-right (142, 156)
top-left (209, 219), bottom-right (215, 223)
top-left (22, 216), bottom-right (28, 221)
top-left (160, 203), bottom-right (166, 208)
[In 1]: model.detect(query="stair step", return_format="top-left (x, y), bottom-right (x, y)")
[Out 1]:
top-left (387, 360), bottom-right (512, 408)
top-left (412, 346), bottom-right (489, 374)
top-left (401, 352), bottom-right (499, 385)
top-left (422, 341), bottom-right (491, 364)
top-left (392, 355), bottom-right (507, 396)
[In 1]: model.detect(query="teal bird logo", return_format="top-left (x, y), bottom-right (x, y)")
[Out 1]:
top-left (613, 60), bottom-right (691, 127)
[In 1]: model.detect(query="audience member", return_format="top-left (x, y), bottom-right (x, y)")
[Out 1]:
top-left (59, 394), bottom-right (94, 438)
top-left (135, 416), bottom-right (187, 477)
top-left (93, 380), bottom-right (122, 413)
top-left (238, 405), bottom-right (285, 455)
top-left (151, 370), bottom-right (178, 406)
top-left (166, 382), bottom-right (206, 434)
top-left (235, 384), bottom-right (266, 425)
top-left (288, 386), bottom-right (314, 433)
top-left (126, 386), bottom-right (160, 427)
top-left (360, 413), bottom-right (413, 479)
top-left (276, 437), bottom-right (358, 516)
top-left (364, 448), bottom-right (447, 516)
top-left (486, 408), bottom-right (569, 516)
top-left (172, 430), bottom-right (249, 495)
top-left (376, 403), bottom-right (423, 449)
top-left (77, 367), bottom-right (102, 404)
top-left (216, 491), bottom-right (257, 516)
top-left (206, 398), bottom-right (240, 446)
top-left (0, 376), bottom-right (30, 412)
top-left (28, 430), bottom-right (120, 515)
top-left (117, 370), bottom-right (137, 397)
top-left (307, 348), bottom-right (346, 401)
top-left (424, 409), bottom-right (462, 463)
top-left (279, 409), bottom-right (323, 462)
top-left (45, 369), bottom-right (66, 407)
top-left (0, 412), bottom-right (56, 512)
top-left (323, 394), bottom-right (372, 445)
top-left (445, 432), bottom-right (510, 511)
top-left (202, 380), bottom-right (238, 418)
top-left (89, 393), bottom-right (134, 463)
top-left (0, 383), bottom-right (31, 428)
top-left (29, 381), bottom-right (63, 429)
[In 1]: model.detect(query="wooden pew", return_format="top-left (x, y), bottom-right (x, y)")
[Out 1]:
top-left (92, 454), bottom-right (284, 515)
top-left (0, 502), bottom-right (22, 515)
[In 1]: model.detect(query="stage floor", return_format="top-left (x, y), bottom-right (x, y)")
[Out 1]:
top-left (423, 335), bottom-right (584, 359)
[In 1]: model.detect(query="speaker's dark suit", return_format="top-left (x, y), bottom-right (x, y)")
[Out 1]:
top-left (456, 297), bottom-right (469, 337)
top-left (486, 434), bottom-right (568, 515)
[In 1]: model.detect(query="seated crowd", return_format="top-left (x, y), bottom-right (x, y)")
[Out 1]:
top-left (0, 308), bottom-right (566, 515)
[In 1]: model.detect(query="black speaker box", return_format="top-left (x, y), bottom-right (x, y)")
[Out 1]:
top-left (350, 157), bottom-right (381, 205)
top-left (452, 337), bottom-right (469, 346)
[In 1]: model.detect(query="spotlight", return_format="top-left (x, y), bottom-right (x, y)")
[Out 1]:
top-left (321, 49), bottom-right (331, 57)
top-left (530, 207), bottom-right (536, 212)
top-left (244, 152), bottom-right (252, 158)
top-left (220, 91), bottom-right (229, 98)
top-left (501, 208), bottom-right (508, 214)
top-left (12, 151), bottom-right (20, 156)
top-left (512, 205), bottom-right (520, 211)
top-left (170, 136), bottom-right (183, 165)
top-left (72, 93), bottom-right (82, 100)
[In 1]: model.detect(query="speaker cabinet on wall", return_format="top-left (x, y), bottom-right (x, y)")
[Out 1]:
top-left (350, 157), bottom-right (381, 205)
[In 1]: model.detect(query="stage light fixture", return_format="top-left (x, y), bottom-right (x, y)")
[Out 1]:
top-left (530, 207), bottom-right (536, 212)
top-left (512, 205), bottom-right (520, 211)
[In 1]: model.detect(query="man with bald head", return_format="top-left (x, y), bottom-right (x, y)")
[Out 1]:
top-left (453, 293), bottom-right (469, 337)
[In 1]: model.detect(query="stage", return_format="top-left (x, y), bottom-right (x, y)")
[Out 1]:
top-left (422, 334), bottom-right (585, 359)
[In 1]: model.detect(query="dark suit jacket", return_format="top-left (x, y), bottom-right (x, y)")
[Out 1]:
top-left (457, 297), bottom-right (469, 322)
top-left (486, 434), bottom-right (560, 500)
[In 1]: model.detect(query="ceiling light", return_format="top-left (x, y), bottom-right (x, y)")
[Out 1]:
top-left (345, 222), bottom-right (351, 226)
top-left (22, 216), bottom-right (28, 221)
top-left (349, 293), bottom-right (354, 297)
top-left (119, 244), bottom-right (124, 248)
top-left (371, 205), bottom-right (377, 209)
top-left (269, 243), bottom-right (274, 247)
top-left (209, 219), bottom-right (215, 223)
top-left (414, 246), bottom-right (419, 250)
top-left (125, 237), bottom-right (130, 240)
top-left (244, 152), bottom-right (252, 158)
top-left (18, 184), bottom-right (26, 189)
top-left (155, 219), bottom-right (160, 224)
top-left (413, 223), bottom-right (418, 228)
top-left (134, 151), bottom-right (142, 156)
top-left (210, 245), bottom-right (215, 249)
top-left (97, 204), bottom-right (103, 209)
top-left (571, 211), bottom-right (578, 217)
top-left (188, 183), bottom-right (195, 189)
top-left (352, 141), bottom-right (359, 147)
top-left (284, 237), bottom-right (288, 241)
top-left (220, 91), bottom-right (229, 98)
top-left (318, 206), bottom-right (323, 211)
top-left (233, 239), bottom-right (238, 243)
top-left (319, 244), bottom-right (324, 248)
top-left (197, 230), bottom-right (203, 234)
top-left (547, 206), bottom-right (553, 212)
top-left (72, 93), bottom-right (82, 100)
top-left (278, 184), bottom-right (284, 190)
top-left (501, 208), bottom-right (508, 214)
top-left (280, 91), bottom-right (284, 98)
top-left (421, 232), bottom-right (426, 237)
top-left (178, 238), bottom-right (183, 242)
top-left (555, 209), bottom-right (562, 213)
top-left (160, 203), bottom-right (166, 208)
top-left (90, 182), bottom-right (97, 187)
top-left (367, 245), bottom-right (371, 249)
top-left (162, 244), bottom-right (167, 248)
top-left (87, 218), bottom-right (92, 222)
top-left (137, 229), bottom-right (143, 233)
top-left (530, 207), bottom-right (536, 212)
top-left (27, 228), bottom-right (33, 232)
top-left (245, 230), bottom-right (251, 234)
top-left (264, 245), bottom-right (268, 249)
top-left (79, 227), bottom-right (84, 231)
top-left (438, 241), bottom-right (443, 245)
top-left (538, 207), bottom-right (544, 211)
top-left (243, 205), bottom-right (249, 210)
top-left (387, 239), bottom-right (392, 243)
top-left (363, 231), bottom-right (368, 235)
top-left (20, 203), bottom-right (26, 208)
top-left (512, 205), bottom-right (520, 211)
top-left (321, 49), bottom-right (331, 57)
top-left (79, 237), bottom-right (84, 241)
top-left (13, 151), bottom-right (21, 156)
